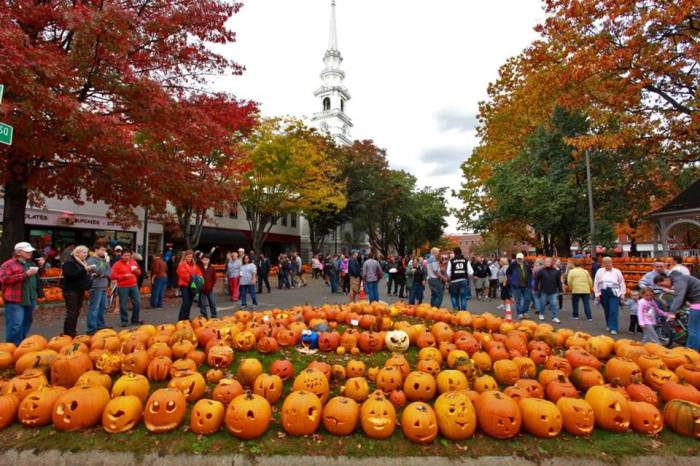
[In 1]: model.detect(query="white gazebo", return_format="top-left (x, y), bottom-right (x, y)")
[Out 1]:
top-left (648, 179), bottom-right (700, 258)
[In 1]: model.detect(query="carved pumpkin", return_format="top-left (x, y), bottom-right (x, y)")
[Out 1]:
top-left (474, 391), bottom-right (522, 439)
top-left (95, 352), bottom-right (123, 375)
top-left (270, 359), bottom-right (295, 381)
top-left (504, 386), bottom-right (529, 402)
top-left (144, 388), bottom-right (187, 433)
top-left (206, 368), bottom-right (224, 384)
top-left (435, 370), bottom-right (468, 394)
top-left (190, 399), bottom-right (225, 435)
top-left (358, 331), bottom-right (384, 353)
top-left (675, 364), bottom-right (700, 390)
top-left (473, 375), bottom-right (498, 394)
top-left (256, 336), bottom-right (279, 355)
top-left (564, 348), bottom-right (601, 369)
top-left (515, 379), bottom-right (544, 399)
top-left (253, 373), bottom-right (284, 404)
top-left (225, 393), bottom-right (272, 439)
top-left (556, 397), bottom-right (594, 436)
top-left (52, 384), bottom-right (110, 431)
top-left (147, 342), bottom-right (172, 360)
top-left (207, 344), bottom-right (234, 368)
top-left (571, 366), bottom-right (605, 392)
top-left (375, 366), bottom-right (403, 393)
top-left (660, 381), bottom-right (700, 404)
top-left (644, 367), bottom-right (679, 391)
top-left (292, 368), bottom-right (330, 404)
top-left (17, 386), bottom-right (66, 427)
top-left (212, 378), bottom-right (244, 406)
top-left (401, 401), bottom-right (438, 444)
top-left (584, 385), bottom-right (631, 432)
top-left (626, 380), bottom-right (659, 406)
top-left (15, 349), bottom-right (58, 375)
top-left (389, 389), bottom-right (407, 408)
top-left (604, 357), bottom-right (642, 386)
top-left (385, 354), bottom-right (411, 379)
top-left (322, 396), bottom-right (359, 436)
top-left (545, 376), bottom-right (579, 403)
top-left (416, 358), bottom-right (441, 377)
top-left (102, 395), bottom-right (143, 433)
top-left (629, 401), bottom-right (663, 435)
top-left (384, 330), bottom-right (410, 353)
top-left (663, 399), bottom-right (700, 439)
top-left (343, 377), bottom-right (370, 402)
top-left (237, 358), bottom-right (264, 386)
top-left (0, 394), bottom-right (19, 429)
top-left (331, 364), bottom-right (347, 381)
top-left (360, 391), bottom-right (396, 439)
top-left (111, 373), bottom-right (150, 403)
top-left (545, 356), bottom-right (572, 375)
top-left (318, 332), bottom-right (340, 352)
top-left (493, 359), bottom-right (520, 386)
top-left (4, 369), bottom-right (48, 400)
top-left (345, 360), bottom-right (366, 378)
top-left (233, 331), bottom-right (256, 352)
top-left (418, 346), bottom-right (443, 364)
top-left (307, 361), bottom-right (332, 380)
top-left (281, 390), bottom-right (322, 436)
top-left (167, 371), bottom-right (206, 402)
top-left (76, 370), bottom-right (112, 390)
top-left (121, 350), bottom-right (150, 375)
top-left (146, 356), bottom-right (173, 382)
top-left (519, 398), bottom-right (562, 438)
top-left (434, 390), bottom-right (476, 440)
top-left (403, 371), bottom-right (437, 402)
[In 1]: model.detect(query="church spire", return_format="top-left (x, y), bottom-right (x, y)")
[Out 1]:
top-left (328, 1), bottom-right (338, 51)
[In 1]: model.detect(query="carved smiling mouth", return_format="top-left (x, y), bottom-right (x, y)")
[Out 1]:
top-left (368, 417), bottom-right (389, 428)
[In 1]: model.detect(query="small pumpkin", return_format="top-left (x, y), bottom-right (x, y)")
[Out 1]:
top-left (190, 399), bottom-right (225, 435)
top-left (253, 373), bottom-right (284, 404)
top-left (167, 371), bottom-right (206, 402)
top-left (270, 359), bottom-right (295, 381)
top-left (102, 395), bottom-right (143, 433)
top-left (360, 391), bottom-right (396, 439)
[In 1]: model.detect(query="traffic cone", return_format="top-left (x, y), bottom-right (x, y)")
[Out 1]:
top-left (504, 298), bottom-right (513, 322)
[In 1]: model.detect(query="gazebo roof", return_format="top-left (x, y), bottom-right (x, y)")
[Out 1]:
top-left (650, 179), bottom-right (700, 216)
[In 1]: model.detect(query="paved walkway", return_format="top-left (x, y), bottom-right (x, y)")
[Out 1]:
top-left (1, 278), bottom-right (636, 340)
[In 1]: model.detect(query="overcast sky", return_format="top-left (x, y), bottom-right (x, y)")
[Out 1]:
top-left (214, 0), bottom-right (545, 233)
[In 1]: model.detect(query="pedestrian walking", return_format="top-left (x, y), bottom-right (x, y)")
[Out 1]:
top-left (226, 252), bottom-right (242, 300)
top-left (198, 255), bottom-right (218, 319)
top-left (86, 243), bottom-right (112, 335)
top-left (256, 253), bottom-right (271, 294)
top-left (637, 287), bottom-right (672, 344)
top-left (472, 256), bottom-right (489, 300)
top-left (447, 247), bottom-right (472, 311)
top-left (362, 254), bottom-right (383, 303)
top-left (427, 248), bottom-right (447, 308)
top-left (533, 257), bottom-right (562, 323)
top-left (506, 253), bottom-right (533, 318)
top-left (594, 256), bottom-right (626, 335)
top-left (62, 245), bottom-right (94, 337)
top-left (149, 253), bottom-right (168, 308)
top-left (278, 254), bottom-right (291, 289)
top-left (111, 250), bottom-right (143, 327)
top-left (176, 250), bottom-right (202, 321)
top-left (0, 242), bottom-right (41, 344)
top-left (566, 260), bottom-right (593, 320)
top-left (239, 255), bottom-right (258, 307)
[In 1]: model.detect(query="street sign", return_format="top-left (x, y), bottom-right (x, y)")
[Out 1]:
top-left (0, 122), bottom-right (13, 145)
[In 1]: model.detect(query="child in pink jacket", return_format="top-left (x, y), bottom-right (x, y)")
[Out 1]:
top-left (637, 287), bottom-right (672, 343)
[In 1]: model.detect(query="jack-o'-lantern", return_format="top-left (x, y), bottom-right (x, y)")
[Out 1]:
top-left (0, 394), bottom-right (19, 429)
top-left (256, 336), bottom-right (279, 355)
top-left (111, 373), bottom-right (149, 403)
top-left (15, 349), bottom-right (58, 375)
top-left (102, 395), bottom-right (143, 433)
top-left (401, 401), bottom-right (438, 444)
top-left (504, 386), bottom-right (529, 402)
top-left (389, 389), bottom-right (407, 408)
top-left (403, 371), bottom-right (437, 402)
top-left (474, 391), bottom-right (522, 439)
top-left (253, 374), bottom-right (284, 404)
top-left (644, 367), bottom-right (679, 391)
top-left (17, 386), bottom-right (66, 427)
top-left (146, 356), bottom-right (172, 382)
top-left (676, 365), bottom-right (700, 390)
top-left (293, 368), bottom-right (330, 404)
top-left (190, 399), bottom-right (225, 435)
top-left (585, 385), bottom-right (631, 432)
top-left (626, 379), bottom-right (659, 406)
top-left (660, 381), bottom-right (700, 404)
top-left (629, 401), bottom-right (663, 435)
top-left (514, 379), bottom-right (544, 399)
top-left (331, 364), bottom-right (347, 380)
top-left (346, 360), bottom-right (366, 378)
top-left (519, 398), bottom-right (562, 438)
top-left (471, 351), bottom-right (492, 372)
top-left (206, 368), bottom-right (224, 384)
top-left (322, 396), bottom-right (359, 436)
top-left (663, 399), bottom-right (700, 439)
top-left (473, 375), bottom-right (498, 394)
top-left (207, 344), bottom-right (234, 368)
top-left (339, 331), bottom-right (358, 352)
top-left (281, 390), bottom-right (322, 436)
top-left (384, 354), bottom-right (411, 379)
top-left (307, 361), bottom-right (332, 380)
top-left (225, 393), bottom-right (272, 439)
top-left (95, 352), bottom-right (123, 375)
top-left (4, 369), bottom-right (48, 400)
top-left (493, 359), bottom-right (520, 386)
top-left (434, 390), bottom-right (476, 440)
top-left (545, 375), bottom-right (579, 403)
top-left (385, 330), bottom-right (409, 353)
top-left (556, 397), bottom-right (594, 436)
top-left (360, 391), bottom-right (396, 439)
top-left (604, 357), bottom-right (642, 387)
top-left (358, 331), bottom-right (384, 353)
top-left (376, 367), bottom-right (403, 393)
top-left (144, 388), bottom-right (187, 433)
top-left (571, 366), bottom-right (605, 392)
top-left (121, 350), bottom-right (150, 375)
top-left (318, 332), bottom-right (340, 352)
top-left (147, 342), bottom-right (172, 359)
top-left (52, 384), bottom-right (110, 431)
top-left (212, 378), bottom-right (244, 406)
top-left (431, 322), bottom-right (454, 343)
top-left (270, 359), bottom-right (295, 381)
top-left (76, 370), bottom-right (112, 390)
top-left (416, 331), bottom-right (437, 349)
top-left (417, 347), bottom-right (442, 365)
top-left (233, 331), bottom-right (256, 352)
top-left (186, 349), bottom-right (206, 367)
top-left (343, 377), bottom-right (370, 402)
top-left (170, 340), bottom-right (195, 360)
top-left (436, 370), bottom-right (468, 394)
top-left (167, 371), bottom-right (206, 402)
top-left (275, 328), bottom-right (299, 347)
top-left (237, 358), bottom-right (264, 386)
top-left (170, 358), bottom-right (197, 378)
top-left (416, 358), bottom-right (440, 377)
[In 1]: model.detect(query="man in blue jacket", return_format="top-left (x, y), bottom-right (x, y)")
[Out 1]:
top-left (506, 253), bottom-right (533, 319)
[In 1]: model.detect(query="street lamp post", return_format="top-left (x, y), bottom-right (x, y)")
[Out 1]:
top-left (585, 150), bottom-right (596, 259)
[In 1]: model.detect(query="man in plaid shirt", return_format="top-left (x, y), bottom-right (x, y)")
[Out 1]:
top-left (0, 242), bottom-right (41, 344)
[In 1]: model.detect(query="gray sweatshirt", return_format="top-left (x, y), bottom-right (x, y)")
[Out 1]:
top-left (87, 255), bottom-right (112, 289)
top-left (669, 271), bottom-right (700, 313)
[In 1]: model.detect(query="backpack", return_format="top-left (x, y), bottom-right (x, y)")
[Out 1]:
top-left (189, 275), bottom-right (205, 299)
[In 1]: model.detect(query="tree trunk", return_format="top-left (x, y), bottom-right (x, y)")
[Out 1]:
top-left (1, 179), bottom-right (29, 260)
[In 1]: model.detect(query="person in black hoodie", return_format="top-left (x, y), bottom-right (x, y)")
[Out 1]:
top-left (534, 257), bottom-right (563, 323)
top-left (257, 253), bottom-right (271, 294)
top-left (62, 245), bottom-right (94, 337)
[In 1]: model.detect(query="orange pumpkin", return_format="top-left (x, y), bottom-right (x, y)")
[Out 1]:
top-left (474, 391), bottom-right (522, 439)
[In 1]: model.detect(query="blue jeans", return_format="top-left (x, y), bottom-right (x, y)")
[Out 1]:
top-left (428, 278), bottom-right (444, 308)
top-left (330, 273), bottom-right (338, 294)
top-left (539, 292), bottom-right (559, 320)
top-left (87, 288), bottom-right (108, 334)
top-left (4, 301), bottom-right (34, 345)
top-left (450, 281), bottom-right (470, 311)
top-left (364, 281), bottom-right (379, 302)
top-left (409, 282), bottom-right (424, 305)
top-left (150, 276), bottom-right (167, 308)
top-left (571, 293), bottom-right (592, 319)
top-left (240, 284), bottom-right (257, 306)
top-left (687, 310), bottom-right (700, 352)
top-left (512, 287), bottom-right (532, 316)
top-left (601, 288), bottom-right (620, 332)
top-left (178, 286), bottom-right (194, 321)
top-left (199, 292), bottom-right (218, 318)
top-left (117, 286), bottom-right (141, 325)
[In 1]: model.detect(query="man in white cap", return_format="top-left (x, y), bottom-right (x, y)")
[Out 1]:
top-left (0, 242), bottom-right (41, 344)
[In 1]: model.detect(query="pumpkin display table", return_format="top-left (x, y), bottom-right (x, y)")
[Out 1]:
top-left (0, 302), bottom-right (698, 459)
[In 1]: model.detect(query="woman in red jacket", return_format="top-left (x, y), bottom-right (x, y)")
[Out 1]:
top-left (176, 250), bottom-right (202, 321)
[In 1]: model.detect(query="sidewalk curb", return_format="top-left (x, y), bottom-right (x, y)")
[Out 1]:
top-left (1, 451), bottom-right (698, 466)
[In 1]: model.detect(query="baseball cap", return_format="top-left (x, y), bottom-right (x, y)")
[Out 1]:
top-left (516, 253), bottom-right (524, 259)
top-left (114, 245), bottom-right (123, 251)
top-left (14, 242), bottom-right (36, 253)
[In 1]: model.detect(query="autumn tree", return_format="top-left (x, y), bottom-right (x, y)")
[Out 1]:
top-left (0, 1), bottom-right (248, 258)
top-left (239, 118), bottom-right (346, 253)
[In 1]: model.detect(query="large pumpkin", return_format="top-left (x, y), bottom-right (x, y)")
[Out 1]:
top-left (121, 350), bottom-right (150, 375)
top-left (207, 344), bottom-right (234, 368)
top-left (18, 386), bottom-right (67, 427)
top-left (519, 398), bottom-right (562, 438)
top-left (253, 374), bottom-right (284, 404)
top-left (281, 390), bottom-right (322, 436)
top-left (4, 369), bottom-right (48, 400)
top-left (343, 377), bottom-right (370, 402)
top-left (225, 393), bottom-right (272, 439)
top-left (190, 399), bottom-right (225, 435)
top-left (401, 402), bottom-right (438, 444)
top-left (659, 381), bottom-right (700, 404)
top-left (663, 399), bottom-right (700, 439)
top-left (629, 401), bottom-right (663, 435)
top-left (474, 391), bottom-right (522, 439)
top-left (556, 397), bottom-right (594, 436)
top-left (571, 366), bottom-right (605, 392)
top-left (322, 396), bottom-right (359, 436)
top-left (52, 384), bottom-right (110, 431)
top-left (435, 370), bottom-right (468, 394)
top-left (168, 371), bottom-right (206, 402)
top-left (403, 371), bottom-right (436, 402)
top-left (292, 369), bottom-right (330, 404)
top-left (584, 385), bottom-right (630, 432)
top-left (434, 390), bottom-right (476, 440)
top-left (111, 373), bottom-right (150, 403)
top-left (102, 395), bottom-right (143, 433)
top-left (604, 357), bottom-right (642, 386)
top-left (143, 388), bottom-right (187, 433)
top-left (270, 359), bottom-right (295, 381)
top-left (360, 391), bottom-right (396, 440)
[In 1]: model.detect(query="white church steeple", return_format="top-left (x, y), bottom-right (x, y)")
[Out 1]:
top-left (310, 0), bottom-right (353, 145)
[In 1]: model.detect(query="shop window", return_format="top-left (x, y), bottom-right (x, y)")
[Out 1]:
top-left (214, 202), bottom-right (224, 217)
top-left (281, 214), bottom-right (288, 227)
top-left (291, 213), bottom-right (297, 228)
top-left (228, 202), bottom-right (238, 219)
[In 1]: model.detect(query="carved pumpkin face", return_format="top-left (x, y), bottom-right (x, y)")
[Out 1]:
top-left (212, 378), bottom-right (244, 406)
top-left (102, 395), bottom-right (143, 433)
top-left (270, 359), bottom-right (295, 381)
top-left (256, 336), bottom-right (279, 355)
top-left (434, 390), bottom-right (476, 440)
top-left (307, 361), bottom-right (331, 380)
top-left (111, 373), bottom-right (150, 403)
top-left (629, 401), bottom-right (663, 435)
top-left (358, 331), bottom-right (384, 353)
top-left (519, 398), bottom-right (562, 438)
top-left (52, 384), bottom-right (111, 431)
top-left (144, 388), bottom-right (187, 433)
top-left (644, 367), bottom-right (679, 391)
top-left (473, 375), bottom-right (498, 394)
top-left (76, 370), bottom-right (112, 390)
top-left (167, 371), bottom-right (207, 402)
top-left (416, 359), bottom-right (441, 377)
top-left (281, 390), bottom-right (322, 436)
top-left (233, 331), bottom-right (256, 352)
top-left (556, 397), bottom-right (594, 436)
top-left (346, 360), bottom-right (366, 378)
top-left (0, 394), bottom-right (19, 429)
top-left (207, 345), bottom-right (234, 368)
top-left (253, 374), bottom-right (284, 404)
top-left (331, 364), bottom-right (347, 381)
top-left (5, 369), bottom-right (48, 400)
top-left (376, 367), bottom-right (403, 393)
top-left (384, 354), bottom-right (411, 379)
top-left (360, 391), bottom-right (396, 439)
top-left (292, 369), bottom-right (330, 404)
top-left (225, 393), bottom-right (272, 439)
top-left (404, 371), bottom-right (437, 402)
top-left (401, 401), bottom-right (438, 444)
top-left (121, 350), bottom-right (150, 375)
top-left (339, 332), bottom-right (358, 352)
top-left (343, 377), bottom-right (370, 402)
top-left (584, 385), bottom-right (631, 432)
top-left (435, 370), bottom-right (468, 394)
top-left (318, 332), bottom-right (340, 352)
top-left (474, 391), bottom-right (522, 439)
top-left (515, 379), bottom-right (544, 399)
top-left (493, 359), bottom-right (520, 386)
top-left (322, 396), bottom-right (359, 436)
top-left (190, 399), bottom-right (225, 435)
top-left (385, 330), bottom-right (409, 353)
top-left (18, 386), bottom-right (67, 427)
top-left (170, 358), bottom-right (197, 378)
top-left (146, 356), bottom-right (173, 382)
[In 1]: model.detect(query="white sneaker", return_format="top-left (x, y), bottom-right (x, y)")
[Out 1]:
top-left (552, 318), bottom-right (561, 323)
top-left (606, 327), bottom-right (610, 331)
top-left (538, 314), bottom-right (545, 321)
top-left (587, 318), bottom-right (593, 321)
top-left (571, 317), bottom-right (579, 320)
top-left (610, 330), bottom-right (618, 335)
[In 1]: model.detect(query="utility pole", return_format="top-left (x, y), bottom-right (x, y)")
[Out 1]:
top-left (585, 150), bottom-right (596, 259)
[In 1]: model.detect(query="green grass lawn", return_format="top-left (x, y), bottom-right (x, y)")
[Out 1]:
top-left (1, 341), bottom-right (698, 459)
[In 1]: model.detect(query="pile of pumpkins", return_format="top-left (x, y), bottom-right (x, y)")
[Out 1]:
top-left (0, 301), bottom-right (698, 442)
